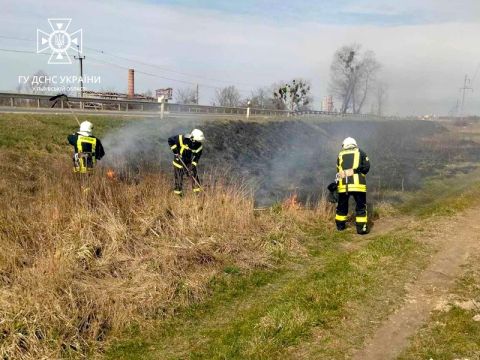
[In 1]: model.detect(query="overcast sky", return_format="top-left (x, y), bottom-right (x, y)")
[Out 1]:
top-left (1, 0), bottom-right (480, 115)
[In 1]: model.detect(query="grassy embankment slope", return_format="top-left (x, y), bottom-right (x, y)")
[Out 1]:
top-left (104, 118), bottom-right (480, 360)
top-left (0, 114), bottom-right (326, 358)
top-left (107, 169), bottom-right (480, 360)
top-left (1, 114), bottom-right (479, 359)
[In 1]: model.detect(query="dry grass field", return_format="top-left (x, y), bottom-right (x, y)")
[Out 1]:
top-left (2, 114), bottom-right (480, 359)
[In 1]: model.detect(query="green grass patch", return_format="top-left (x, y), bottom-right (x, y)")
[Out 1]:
top-left (106, 268), bottom-right (283, 359)
top-left (399, 257), bottom-right (480, 360)
top-left (0, 114), bottom-right (127, 152)
top-left (400, 169), bottom-right (480, 217)
top-left (106, 225), bottom-right (430, 360)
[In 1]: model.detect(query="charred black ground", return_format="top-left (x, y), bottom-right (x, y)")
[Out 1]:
top-left (101, 118), bottom-right (480, 205)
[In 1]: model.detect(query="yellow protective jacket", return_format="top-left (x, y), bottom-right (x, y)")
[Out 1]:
top-left (67, 133), bottom-right (105, 173)
top-left (168, 134), bottom-right (203, 169)
top-left (336, 147), bottom-right (370, 193)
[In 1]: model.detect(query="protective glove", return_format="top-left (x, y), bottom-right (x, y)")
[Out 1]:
top-left (74, 153), bottom-right (80, 167)
top-left (345, 169), bottom-right (354, 177)
top-left (338, 170), bottom-right (346, 179)
top-left (327, 182), bottom-right (338, 192)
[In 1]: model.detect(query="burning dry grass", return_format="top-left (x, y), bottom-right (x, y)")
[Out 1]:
top-left (0, 153), bottom-right (331, 358)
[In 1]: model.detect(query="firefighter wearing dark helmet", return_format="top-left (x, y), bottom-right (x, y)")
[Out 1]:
top-left (168, 129), bottom-right (204, 195)
top-left (335, 137), bottom-right (370, 234)
top-left (67, 121), bottom-right (105, 173)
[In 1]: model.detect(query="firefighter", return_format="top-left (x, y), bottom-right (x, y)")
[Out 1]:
top-left (168, 129), bottom-right (204, 195)
top-left (67, 121), bottom-right (105, 173)
top-left (335, 137), bottom-right (370, 234)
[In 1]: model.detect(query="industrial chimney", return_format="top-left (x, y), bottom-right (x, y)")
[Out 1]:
top-left (128, 69), bottom-right (134, 99)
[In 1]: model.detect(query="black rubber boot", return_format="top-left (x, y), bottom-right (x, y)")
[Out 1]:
top-left (356, 223), bottom-right (369, 235)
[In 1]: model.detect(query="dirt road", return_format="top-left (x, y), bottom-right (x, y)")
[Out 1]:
top-left (353, 206), bottom-right (480, 359)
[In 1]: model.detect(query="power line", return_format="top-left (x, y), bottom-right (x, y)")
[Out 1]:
top-left (0, 46), bottom-right (252, 94)
top-left (87, 54), bottom-right (251, 93)
top-left (0, 47), bottom-right (45, 55)
top-left (85, 46), bottom-right (254, 87)
top-left (88, 55), bottom-right (198, 85)
top-left (74, 45), bottom-right (85, 97)
top-left (0, 35), bottom-right (32, 42)
top-left (471, 62), bottom-right (480, 85)
top-left (0, 35), bottom-right (257, 90)
top-left (460, 74), bottom-right (473, 117)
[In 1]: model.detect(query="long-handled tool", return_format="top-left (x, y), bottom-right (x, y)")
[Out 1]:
top-left (345, 170), bottom-right (349, 194)
top-left (175, 156), bottom-right (203, 191)
top-left (49, 94), bottom-right (81, 126)
top-left (50, 94), bottom-right (85, 178)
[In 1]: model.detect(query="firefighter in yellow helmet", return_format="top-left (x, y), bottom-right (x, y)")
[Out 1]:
top-left (335, 137), bottom-right (370, 234)
top-left (67, 121), bottom-right (105, 173)
top-left (168, 129), bottom-right (204, 195)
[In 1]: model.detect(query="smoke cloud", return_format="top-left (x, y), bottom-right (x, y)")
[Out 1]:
top-left (98, 116), bottom-right (476, 206)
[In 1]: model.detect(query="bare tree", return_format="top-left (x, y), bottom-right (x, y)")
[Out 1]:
top-left (176, 87), bottom-right (197, 104)
top-left (374, 82), bottom-right (388, 116)
top-left (17, 70), bottom-right (50, 94)
top-left (143, 89), bottom-right (154, 98)
top-left (248, 87), bottom-right (276, 109)
top-left (329, 44), bottom-right (381, 114)
top-left (213, 85), bottom-right (241, 107)
top-left (273, 79), bottom-right (312, 111)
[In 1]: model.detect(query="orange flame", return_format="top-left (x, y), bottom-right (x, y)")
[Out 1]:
top-left (282, 193), bottom-right (301, 210)
top-left (106, 169), bottom-right (117, 180)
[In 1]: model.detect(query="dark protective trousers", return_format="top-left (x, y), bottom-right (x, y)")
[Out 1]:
top-left (335, 192), bottom-right (368, 234)
top-left (174, 165), bottom-right (201, 194)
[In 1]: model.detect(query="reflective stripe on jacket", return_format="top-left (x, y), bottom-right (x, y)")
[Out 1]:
top-left (336, 147), bottom-right (369, 193)
top-left (75, 135), bottom-right (97, 173)
top-left (168, 134), bottom-right (203, 168)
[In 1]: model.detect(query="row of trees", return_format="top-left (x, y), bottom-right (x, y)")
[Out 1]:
top-left (18, 43), bottom-right (388, 115)
top-left (176, 43), bottom-right (387, 115)
top-left (176, 79), bottom-right (313, 111)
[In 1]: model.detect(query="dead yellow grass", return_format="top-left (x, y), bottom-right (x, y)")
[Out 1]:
top-left (0, 152), bottom-right (331, 358)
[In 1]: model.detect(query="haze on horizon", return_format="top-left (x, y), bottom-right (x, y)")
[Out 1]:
top-left (1, 0), bottom-right (480, 116)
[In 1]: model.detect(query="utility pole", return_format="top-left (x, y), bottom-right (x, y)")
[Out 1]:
top-left (74, 45), bottom-right (85, 98)
top-left (460, 74), bottom-right (473, 118)
top-left (196, 84), bottom-right (199, 104)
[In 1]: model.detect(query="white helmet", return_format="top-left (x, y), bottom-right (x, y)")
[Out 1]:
top-left (79, 121), bottom-right (93, 136)
top-left (190, 129), bottom-right (205, 142)
top-left (342, 137), bottom-right (357, 149)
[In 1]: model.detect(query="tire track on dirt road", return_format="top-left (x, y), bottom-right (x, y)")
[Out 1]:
top-left (353, 206), bottom-right (480, 360)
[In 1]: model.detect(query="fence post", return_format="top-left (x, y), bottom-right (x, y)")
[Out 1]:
top-left (160, 102), bottom-right (165, 119)
top-left (10, 97), bottom-right (13, 107)
top-left (37, 99), bottom-right (40, 108)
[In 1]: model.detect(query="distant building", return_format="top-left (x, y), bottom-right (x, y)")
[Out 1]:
top-left (155, 88), bottom-right (173, 101)
top-left (322, 96), bottom-right (334, 112)
top-left (82, 69), bottom-right (159, 102)
top-left (419, 114), bottom-right (437, 121)
top-left (83, 90), bottom-right (156, 101)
